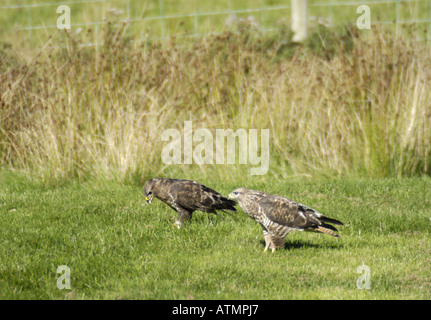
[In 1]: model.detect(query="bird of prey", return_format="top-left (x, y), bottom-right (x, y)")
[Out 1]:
top-left (228, 188), bottom-right (344, 252)
top-left (144, 178), bottom-right (237, 228)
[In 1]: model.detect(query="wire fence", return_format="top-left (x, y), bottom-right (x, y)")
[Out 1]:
top-left (1, 0), bottom-right (431, 48)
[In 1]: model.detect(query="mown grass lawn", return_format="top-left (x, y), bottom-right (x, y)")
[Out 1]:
top-left (0, 174), bottom-right (430, 299)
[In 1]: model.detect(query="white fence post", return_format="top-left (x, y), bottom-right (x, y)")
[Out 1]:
top-left (291, 0), bottom-right (308, 42)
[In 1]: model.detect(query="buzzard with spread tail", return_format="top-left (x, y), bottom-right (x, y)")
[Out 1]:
top-left (228, 188), bottom-right (344, 252)
top-left (144, 178), bottom-right (236, 228)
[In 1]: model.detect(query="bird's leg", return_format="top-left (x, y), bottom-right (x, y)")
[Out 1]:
top-left (175, 209), bottom-right (192, 229)
top-left (269, 235), bottom-right (285, 253)
top-left (263, 230), bottom-right (272, 253)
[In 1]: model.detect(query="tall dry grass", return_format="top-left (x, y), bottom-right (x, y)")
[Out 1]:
top-left (0, 21), bottom-right (430, 184)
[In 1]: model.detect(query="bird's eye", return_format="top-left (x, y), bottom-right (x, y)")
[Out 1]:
top-left (148, 191), bottom-right (153, 196)
top-left (233, 192), bottom-right (238, 196)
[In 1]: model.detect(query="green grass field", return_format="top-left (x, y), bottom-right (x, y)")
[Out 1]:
top-left (1, 171), bottom-right (430, 299)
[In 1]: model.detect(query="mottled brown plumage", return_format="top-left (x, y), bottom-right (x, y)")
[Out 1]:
top-left (144, 178), bottom-right (236, 228)
top-left (228, 188), bottom-right (343, 252)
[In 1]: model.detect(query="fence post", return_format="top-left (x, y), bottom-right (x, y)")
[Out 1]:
top-left (291, 0), bottom-right (308, 42)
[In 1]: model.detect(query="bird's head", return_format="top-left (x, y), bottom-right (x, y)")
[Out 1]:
top-left (144, 179), bottom-right (156, 204)
top-left (227, 188), bottom-right (248, 203)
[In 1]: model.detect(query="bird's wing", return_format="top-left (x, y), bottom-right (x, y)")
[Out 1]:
top-left (168, 180), bottom-right (235, 212)
top-left (257, 196), bottom-right (321, 228)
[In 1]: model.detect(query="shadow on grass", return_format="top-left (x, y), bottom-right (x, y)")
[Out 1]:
top-left (259, 239), bottom-right (343, 251)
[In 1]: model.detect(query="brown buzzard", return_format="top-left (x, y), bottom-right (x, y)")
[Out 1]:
top-left (144, 178), bottom-right (236, 228)
top-left (228, 188), bottom-right (344, 252)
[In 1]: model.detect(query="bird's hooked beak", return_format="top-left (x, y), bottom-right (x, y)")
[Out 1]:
top-left (145, 194), bottom-right (154, 204)
top-left (227, 192), bottom-right (236, 200)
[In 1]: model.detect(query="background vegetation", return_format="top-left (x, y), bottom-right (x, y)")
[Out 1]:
top-left (2, 0), bottom-right (431, 47)
top-left (1, 18), bottom-right (431, 184)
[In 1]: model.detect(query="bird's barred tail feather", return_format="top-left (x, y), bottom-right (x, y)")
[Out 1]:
top-left (316, 225), bottom-right (341, 238)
